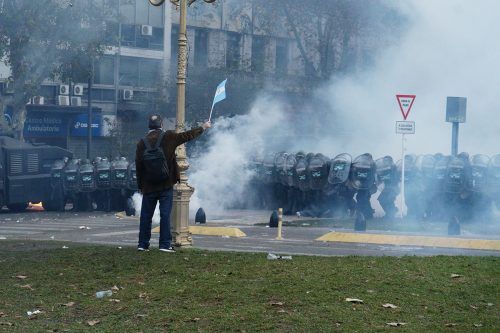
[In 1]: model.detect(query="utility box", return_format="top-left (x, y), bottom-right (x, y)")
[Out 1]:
top-left (446, 97), bottom-right (467, 123)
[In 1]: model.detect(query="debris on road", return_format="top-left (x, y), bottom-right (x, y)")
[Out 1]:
top-left (267, 253), bottom-right (292, 260)
top-left (26, 310), bottom-right (42, 318)
top-left (95, 290), bottom-right (112, 298)
top-left (382, 303), bottom-right (398, 309)
top-left (386, 322), bottom-right (406, 327)
top-left (87, 320), bottom-right (100, 326)
top-left (345, 298), bottom-right (364, 304)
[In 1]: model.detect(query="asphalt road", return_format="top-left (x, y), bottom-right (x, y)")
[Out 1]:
top-left (0, 209), bottom-right (499, 257)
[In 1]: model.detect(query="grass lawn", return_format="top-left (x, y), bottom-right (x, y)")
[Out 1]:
top-left (0, 241), bottom-right (498, 332)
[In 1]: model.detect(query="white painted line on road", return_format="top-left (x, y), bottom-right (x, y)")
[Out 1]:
top-left (92, 230), bottom-right (138, 237)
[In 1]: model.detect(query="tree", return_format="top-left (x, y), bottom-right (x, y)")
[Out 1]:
top-left (0, 0), bottom-right (116, 139)
top-left (252, 0), bottom-right (401, 79)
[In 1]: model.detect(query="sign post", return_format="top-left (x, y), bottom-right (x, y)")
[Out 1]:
top-left (445, 97), bottom-right (467, 156)
top-left (396, 94), bottom-right (416, 218)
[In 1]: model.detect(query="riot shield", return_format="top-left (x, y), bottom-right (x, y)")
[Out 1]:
top-left (328, 153), bottom-right (352, 185)
top-left (488, 154), bottom-right (500, 195)
top-left (111, 157), bottom-right (129, 189)
top-left (350, 154), bottom-right (376, 190)
top-left (295, 156), bottom-right (309, 192)
top-left (445, 157), bottom-right (466, 194)
top-left (96, 158), bottom-right (111, 190)
top-left (375, 155), bottom-right (395, 184)
top-left (262, 152), bottom-right (276, 184)
top-left (470, 154), bottom-right (490, 192)
top-left (78, 159), bottom-right (96, 193)
top-left (274, 152), bottom-right (288, 186)
top-left (307, 153), bottom-right (329, 190)
top-left (284, 153), bottom-right (298, 187)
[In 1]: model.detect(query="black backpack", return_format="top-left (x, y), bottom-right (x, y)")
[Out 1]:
top-left (142, 131), bottom-right (169, 183)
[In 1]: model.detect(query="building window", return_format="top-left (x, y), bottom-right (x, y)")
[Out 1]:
top-left (275, 39), bottom-right (289, 75)
top-left (119, 57), bottom-right (161, 88)
top-left (120, 0), bottom-right (135, 24)
top-left (252, 36), bottom-right (266, 73)
top-left (226, 32), bottom-right (241, 70)
top-left (194, 29), bottom-right (209, 68)
top-left (118, 0), bottom-right (164, 50)
top-left (94, 56), bottom-right (115, 85)
top-left (120, 57), bottom-right (139, 87)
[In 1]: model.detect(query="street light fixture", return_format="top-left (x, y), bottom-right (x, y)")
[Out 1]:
top-left (149, 0), bottom-right (217, 247)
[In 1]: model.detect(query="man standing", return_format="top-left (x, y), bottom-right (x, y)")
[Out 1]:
top-left (136, 114), bottom-right (211, 252)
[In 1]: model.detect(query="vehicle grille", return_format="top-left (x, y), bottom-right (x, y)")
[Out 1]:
top-left (27, 153), bottom-right (39, 173)
top-left (9, 153), bottom-right (23, 174)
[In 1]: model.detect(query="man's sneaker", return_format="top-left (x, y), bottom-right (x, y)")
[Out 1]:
top-left (137, 247), bottom-right (149, 252)
top-left (159, 247), bottom-right (176, 253)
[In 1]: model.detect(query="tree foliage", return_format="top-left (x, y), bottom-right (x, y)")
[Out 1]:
top-left (0, 0), bottom-right (116, 138)
top-left (252, 0), bottom-right (402, 79)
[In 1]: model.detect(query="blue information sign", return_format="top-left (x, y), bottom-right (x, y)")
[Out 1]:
top-left (71, 114), bottom-right (103, 137)
top-left (23, 115), bottom-right (68, 137)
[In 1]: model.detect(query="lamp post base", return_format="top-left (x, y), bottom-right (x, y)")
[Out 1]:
top-left (172, 182), bottom-right (194, 247)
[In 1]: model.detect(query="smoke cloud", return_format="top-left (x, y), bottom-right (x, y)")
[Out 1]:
top-left (189, 0), bottom-right (500, 213)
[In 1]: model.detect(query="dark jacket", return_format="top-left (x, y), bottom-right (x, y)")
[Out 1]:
top-left (135, 127), bottom-right (204, 194)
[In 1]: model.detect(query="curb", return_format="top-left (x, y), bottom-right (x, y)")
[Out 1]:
top-left (316, 232), bottom-right (500, 251)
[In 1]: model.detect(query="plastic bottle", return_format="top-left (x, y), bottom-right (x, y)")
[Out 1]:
top-left (267, 253), bottom-right (278, 260)
top-left (95, 290), bottom-right (113, 298)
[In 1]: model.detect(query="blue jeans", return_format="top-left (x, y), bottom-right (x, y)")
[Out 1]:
top-left (138, 188), bottom-right (173, 249)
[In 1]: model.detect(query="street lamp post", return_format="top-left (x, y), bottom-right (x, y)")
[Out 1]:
top-left (150, 0), bottom-right (216, 247)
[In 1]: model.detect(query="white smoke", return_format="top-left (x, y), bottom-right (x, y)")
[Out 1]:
top-left (189, 95), bottom-right (286, 213)
top-left (315, 0), bottom-right (500, 157)
top-left (132, 192), bottom-right (160, 225)
top-left (188, 0), bottom-right (500, 213)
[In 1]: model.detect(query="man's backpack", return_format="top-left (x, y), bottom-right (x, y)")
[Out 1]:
top-left (142, 131), bottom-right (169, 183)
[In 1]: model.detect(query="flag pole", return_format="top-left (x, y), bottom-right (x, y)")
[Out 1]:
top-left (208, 105), bottom-right (214, 122)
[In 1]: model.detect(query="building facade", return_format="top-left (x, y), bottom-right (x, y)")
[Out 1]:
top-left (1, 0), bottom-right (304, 158)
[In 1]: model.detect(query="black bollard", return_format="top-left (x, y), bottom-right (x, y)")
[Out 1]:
top-left (269, 211), bottom-right (279, 228)
top-left (354, 211), bottom-right (366, 231)
top-left (448, 216), bottom-right (461, 236)
top-left (195, 207), bottom-right (207, 224)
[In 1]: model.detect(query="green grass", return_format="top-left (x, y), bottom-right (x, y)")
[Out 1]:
top-left (0, 241), bottom-right (498, 332)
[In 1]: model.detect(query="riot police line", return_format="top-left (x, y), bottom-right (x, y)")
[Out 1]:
top-left (47, 156), bottom-right (137, 215)
top-left (244, 152), bottom-right (500, 222)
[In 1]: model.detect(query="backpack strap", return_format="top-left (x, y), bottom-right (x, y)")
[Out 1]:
top-left (154, 131), bottom-right (166, 149)
top-left (141, 136), bottom-right (153, 150)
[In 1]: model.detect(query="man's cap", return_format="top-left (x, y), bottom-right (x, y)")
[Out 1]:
top-left (148, 114), bottom-right (163, 129)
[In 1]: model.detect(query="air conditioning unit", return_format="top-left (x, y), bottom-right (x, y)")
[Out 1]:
top-left (73, 84), bottom-right (84, 96)
top-left (141, 25), bottom-right (153, 36)
top-left (71, 96), bottom-right (82, 106)
top-left (122, 89), bottom-right (133, 101)
top-left (32, 96), bottom-right (45, 105)
top-left (59, 84), bottom-right (70, 95)
top-left (57, 95), bottom-right (70, 106)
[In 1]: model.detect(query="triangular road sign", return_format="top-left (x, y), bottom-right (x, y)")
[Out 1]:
top-left (396, 94), bottom-right (416, 120)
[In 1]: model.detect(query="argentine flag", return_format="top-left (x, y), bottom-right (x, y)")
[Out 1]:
top-left (211, 79), bottom-right (227, 109)
top-left (209, 79), bottom-right (227, 121)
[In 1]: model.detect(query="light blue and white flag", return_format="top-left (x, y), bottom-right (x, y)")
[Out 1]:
top-left (209, 79), bottom-right (227, 121)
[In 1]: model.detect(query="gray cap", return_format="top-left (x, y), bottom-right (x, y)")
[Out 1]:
top-left (148, 114), bottom-right (162, 129)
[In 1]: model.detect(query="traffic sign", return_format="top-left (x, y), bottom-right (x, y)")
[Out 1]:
top-left (396, 94), bottom-right (416, 120)
top-left (396, 121), bottom-right (415, 134)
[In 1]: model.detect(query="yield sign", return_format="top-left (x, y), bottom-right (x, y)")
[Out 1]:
top-left (396, 94), bottom-right (416, 120)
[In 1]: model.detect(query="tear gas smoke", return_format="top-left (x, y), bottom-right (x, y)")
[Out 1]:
top-left (189, 0), bottom-right (500, 221)
top-left (132, 192), bottom-right (160, 225)
top-left (189, 96), bottom-right (285, 213)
